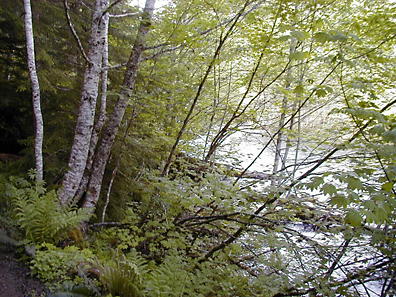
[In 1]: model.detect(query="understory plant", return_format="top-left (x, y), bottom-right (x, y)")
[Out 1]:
top-left (4, 172), bottom-right (91, 245)
top-left (96, 250), bottom-right (148, 297)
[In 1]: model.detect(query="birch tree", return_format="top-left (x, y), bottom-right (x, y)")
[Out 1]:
top-left (59, 0), bottom-right (109, 205)
top-left (23, 0), bottom-right (44, 181)
top-left (84, 0), bottom-right (156, 209)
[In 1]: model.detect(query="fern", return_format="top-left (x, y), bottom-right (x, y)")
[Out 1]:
top-left (0, 229), bottom-right (19, 246)
top-left (145, 256), bottom-right (200, 297)
top-left (5, 175), bottom-right (91, 244)
top-left (97, 250), bottom-right (149, 297)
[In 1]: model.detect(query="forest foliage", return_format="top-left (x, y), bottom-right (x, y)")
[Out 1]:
top-left (0, 0), bottom-right (395, 296)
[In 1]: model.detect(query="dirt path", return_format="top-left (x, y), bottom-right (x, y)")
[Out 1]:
top-left (0, 250), bottom-right (47, 297)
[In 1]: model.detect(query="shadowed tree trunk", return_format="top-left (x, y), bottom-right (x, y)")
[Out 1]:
top-left (83, 0), bottom-right (156, 209)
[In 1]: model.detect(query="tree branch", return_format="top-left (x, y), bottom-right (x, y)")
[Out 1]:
top-left (64, 0), bottom-right (91, 64)
top-left (235, 62), bottom-right (342, 184)
top-left (109, 12), bottom-right (139, 18)
top-left (272, 259), bottom-right (395, 297)
top-left (161, 0), bottom-right (252, 177)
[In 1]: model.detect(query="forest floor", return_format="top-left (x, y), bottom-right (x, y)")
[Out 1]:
top-left (0, 249), bottom-right (47, 297)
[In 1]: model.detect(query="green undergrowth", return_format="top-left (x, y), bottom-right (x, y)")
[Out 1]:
top-left (0, 172), bottom-right (253, 296)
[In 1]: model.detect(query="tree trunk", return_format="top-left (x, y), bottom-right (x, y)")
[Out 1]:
top-left (163, 1), bottom-right (251, 175)
top-left (83, 0), bottom-right (156, 209)
top-left (74, 13), bottom-right (110, 204)
top-left (23, 0), bottom-right (44, 181)
top-left (272, 38), bottom-right (296, 184)
top-left (59, 0), bottom-right (109, 205)
top-left (272, 97), bottom-right (287, 181)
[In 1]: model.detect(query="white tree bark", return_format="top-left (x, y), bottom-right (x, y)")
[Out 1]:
top-left (74, 11), bottom-right (110, 204)
top-left (83, 0), bottom-right (156, 209)
top-left (23, 0), bottom-right (44, 181)
top-left (59, 0), bottom-right (109, 205)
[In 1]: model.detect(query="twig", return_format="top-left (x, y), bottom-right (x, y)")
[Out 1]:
top-left (64, 0), bottom-right (91, 64)
top-left (90, 222), bottom-right (122, 228)
top-left (110, 12), bottom-right (139, 18)
top-left (102, 0), bottom-right (124, 18)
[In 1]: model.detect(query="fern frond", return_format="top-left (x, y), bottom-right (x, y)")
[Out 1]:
top-left (0, 229), bottom-right (18, 246)
top-left (6, 176), bottom-right (91, 244)
top-left (96, 250), bottom-right (149, 297)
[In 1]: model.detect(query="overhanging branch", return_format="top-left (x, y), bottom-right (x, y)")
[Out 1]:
top-left (64, 0), bottom-right (91, 64)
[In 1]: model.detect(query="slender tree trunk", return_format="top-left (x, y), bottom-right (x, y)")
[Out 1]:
top-left (59, 0), bottom-right (109, 205)
top-left (23, 0), bottom-right (44, 181)
top-left (101, 114), bottom-right (135, 227)
top-left (164, 1), bottom-right (251, 175)
top-left (203, 4), bottom-right (283, 162)
top-left (83, 0), bottom-right (156, 209)
top-left (292, 103), bottom-right (301, 179)
top-left (272, 38), bottom-right (296, 182)
top-left (203, 65), bottom-right (220, 159)
top-left (281, 99), bottom-right (297, 171)
top-left (272, 97), bottom-right (287, 180)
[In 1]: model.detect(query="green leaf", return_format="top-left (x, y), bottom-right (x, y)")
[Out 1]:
top-left (294, 85), bottom-right (304, 95)
top-left (306, 176), bottom-right (324, 190)
top-left (344, 59), bottom-right (356, 67)
top-left (374, 207), bottom-right (390, 222)
top-left (322, 183), bottom-right (337, 196)
top-left (314, 32), bottom-right (331, 43)
top-left (382, 129), bottom-right (396, 144)
top-left (370, 125), bottom-right (386, 135)
top-left (349, 81), bottom-right (367, 90)
top-left (330, 195), bottom-right (348, 208)
top-left (346, 175), bottom-right (363, 190)
top-left (362, 200), bottom-right (376, 211)
top-left (348, 33), bottom-right (362, 42)
top-left (364, 210), bottom-right (378, 224)
top-left (289, 51), bottom-right (309, 61)
top-left (330, 30), bottom-right (348, 41)
top-left (291, 30), bottom-right (309, 41)
top-left (279, 23), bottom-right (294, 32)
top-left (278, 35), bottom-right (291, 41)
top-left (313, 19), bottom-right (325, 31)
top-left (382, 182), bottom-right (394, 192)
top-left (315, 88), bottom-right (327, 97)
top-left (345, 209), bottom-right (362, 226)
top-left (349, 191), bottom-right (359, 202)
top-left (229, 243), bottom-right (242, 253)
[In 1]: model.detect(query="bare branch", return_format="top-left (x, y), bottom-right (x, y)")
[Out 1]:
top-left (229, 257), bottom-right (259, 277)
top-left (103, 0), bottom-right (124, 16)
top-left (291, 96), bottom-right (396, 187)
top-left (107, 62), bottom-right (128, 69)
top-left (109, 12), bottom-right (139, 18)
top-left (162, 0), bottom-right (254, 177)
top-left (90, 222), bottom-right (122, 228)
top-left (176, 212), bottom-right (241, 225)
top-left (64, 0), bottom-right (91, 64)
top-left (142, 45), bottom-right (183, 61)
top-left (271, 259), bottom-right (395, 297)
top-left (235, 62), bottom-right (342, 183)
top-left (198, 0), bottom-right (265, 36)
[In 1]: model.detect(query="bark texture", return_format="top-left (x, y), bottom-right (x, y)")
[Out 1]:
top-left (83, 0), bottom-right (156, 209)
top-left (74, 11), bottom-right (110, 203)
top-left (23, 0), bottom-right (44, 181)
top-left (59, 0), bottom-right (109, 205)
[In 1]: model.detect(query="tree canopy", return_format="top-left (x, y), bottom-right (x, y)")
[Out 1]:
top-left (0, 0), bottom-right (395, 296)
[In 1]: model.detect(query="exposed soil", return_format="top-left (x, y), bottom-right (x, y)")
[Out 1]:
top-left (0, 250), bottom-right (47, 297)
